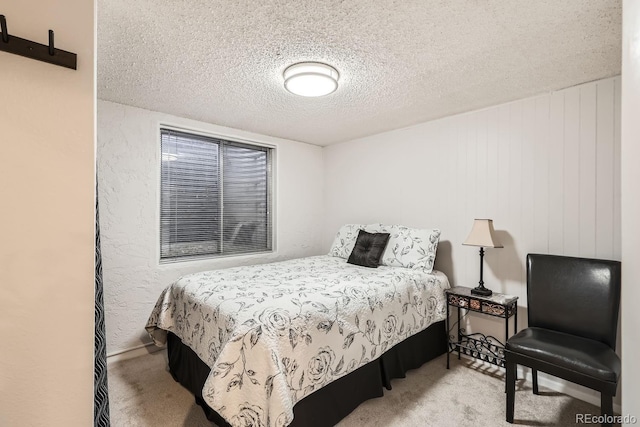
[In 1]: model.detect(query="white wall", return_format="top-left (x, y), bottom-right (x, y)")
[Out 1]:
top-left (621, 1), bottom-right (640, 422)
top-left (324, 76), bottom-right (621, 301)
top-left (0, 2), bottom-right (95, 426)
top-left (324, 76), bottom-right (621, 405)
top-left (97, 100), bottom-right (325, 355)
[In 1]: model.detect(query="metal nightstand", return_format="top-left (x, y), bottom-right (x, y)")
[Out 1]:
top-left (445, 286), bottom-right (518, 369)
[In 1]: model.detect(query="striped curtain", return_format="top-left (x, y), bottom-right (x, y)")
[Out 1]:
top-left (95, 184), bottom-right (110, 426)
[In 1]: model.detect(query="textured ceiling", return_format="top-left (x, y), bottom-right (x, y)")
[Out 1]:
top-left (97, 0), bottom-right (621, 146)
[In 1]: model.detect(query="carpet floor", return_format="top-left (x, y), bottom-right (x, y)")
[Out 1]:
top-left (108, 350), bottom-right (608, 426)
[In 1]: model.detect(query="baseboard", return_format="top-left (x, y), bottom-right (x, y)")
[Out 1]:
top-left (107, 342), bottom-right (163, 365)
top-left (460, 355), bottom-right (622, 414)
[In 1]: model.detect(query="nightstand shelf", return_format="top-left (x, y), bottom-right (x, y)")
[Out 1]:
top-left (445, 286), bottom-right (518, 369)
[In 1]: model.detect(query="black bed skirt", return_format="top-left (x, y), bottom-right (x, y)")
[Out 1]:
top-left (167, 319), bottom-right (447, 427)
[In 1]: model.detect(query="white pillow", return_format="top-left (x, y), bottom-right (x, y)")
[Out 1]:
top-left (380, 225), bottom-right (440, 273)
top-left (328, 224), bottom-right (364, 259)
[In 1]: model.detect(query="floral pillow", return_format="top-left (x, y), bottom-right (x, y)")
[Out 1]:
top-left (363, 223), bottom-right (390, 233)
top-left (379, 225), bottom-right (441, 273)
top-left (328, 224), bottom-right (364, 259)
top-left (329, 224), bottom-right (441, 272)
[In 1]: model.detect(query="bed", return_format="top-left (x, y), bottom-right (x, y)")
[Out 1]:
top-left (146, 224), bottom-right (449, 427)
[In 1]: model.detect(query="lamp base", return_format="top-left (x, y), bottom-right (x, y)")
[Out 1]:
top-left (471, 286), bottom-right (492, 297)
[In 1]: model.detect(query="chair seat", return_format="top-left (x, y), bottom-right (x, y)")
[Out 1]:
top-left (506, 327), bottom-right (620, 383)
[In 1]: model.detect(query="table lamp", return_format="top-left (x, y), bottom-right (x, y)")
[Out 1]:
top-left (463, 219), bottom-right (503, 296)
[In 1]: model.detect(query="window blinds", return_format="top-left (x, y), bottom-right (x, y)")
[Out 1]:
top-left (160, 129), bottom-right (272, 260)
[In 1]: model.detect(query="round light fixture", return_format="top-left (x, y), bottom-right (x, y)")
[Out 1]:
top-left (283, 62), bottom-right (339, 97)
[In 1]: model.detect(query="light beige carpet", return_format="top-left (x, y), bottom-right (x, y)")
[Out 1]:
top-left (108, 351), bottom-right (607, 426)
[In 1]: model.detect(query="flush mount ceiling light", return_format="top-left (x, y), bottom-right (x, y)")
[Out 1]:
top-left (283, 62), bottom-right (339, 97)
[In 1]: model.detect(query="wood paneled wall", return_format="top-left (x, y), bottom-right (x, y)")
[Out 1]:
top-left (324, 77), bottom-right (621, 307)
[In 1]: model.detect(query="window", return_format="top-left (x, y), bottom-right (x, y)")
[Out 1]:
top-left (160, 128), bottom-right (272, 260)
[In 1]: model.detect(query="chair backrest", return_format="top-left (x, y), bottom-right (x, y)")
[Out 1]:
top-left (526, 253), bottom-right (621, 349)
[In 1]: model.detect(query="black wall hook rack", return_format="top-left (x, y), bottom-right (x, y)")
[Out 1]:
top-left (0, 15), bottom-right (77, 70)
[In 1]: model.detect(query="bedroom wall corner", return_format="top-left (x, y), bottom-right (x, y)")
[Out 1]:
top-left (621, 1), bottom-right (640, 422)
top-left (0, 1), bottom-right (96, 426)
top-left (97, 100), bottom-right (325, 356)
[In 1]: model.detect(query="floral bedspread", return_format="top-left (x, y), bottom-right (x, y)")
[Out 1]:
top-left (145, 255), bottom-right (450, 427)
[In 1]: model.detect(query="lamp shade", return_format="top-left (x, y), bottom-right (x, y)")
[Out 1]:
top-left (462, 219), bottom-right (503, 248)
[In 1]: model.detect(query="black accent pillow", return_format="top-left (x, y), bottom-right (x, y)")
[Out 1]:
top-left (347, 230), bottom-right (391, 268)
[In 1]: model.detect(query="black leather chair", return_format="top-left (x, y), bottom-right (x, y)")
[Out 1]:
top-left (505, 254), bottom-right (621, 426)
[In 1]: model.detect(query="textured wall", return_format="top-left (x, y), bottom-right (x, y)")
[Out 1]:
top-left (621, 2), bottom-right (640, 420)
top-left (97, 101), bottom-right (325, 355)
top-left (323, 76), bottom-right (621, 406)
top-left (0, 1), bottom-right (95, 425)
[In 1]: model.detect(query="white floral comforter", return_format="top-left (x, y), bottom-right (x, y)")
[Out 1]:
top-left (146, 255), bottom-right (450, 427)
